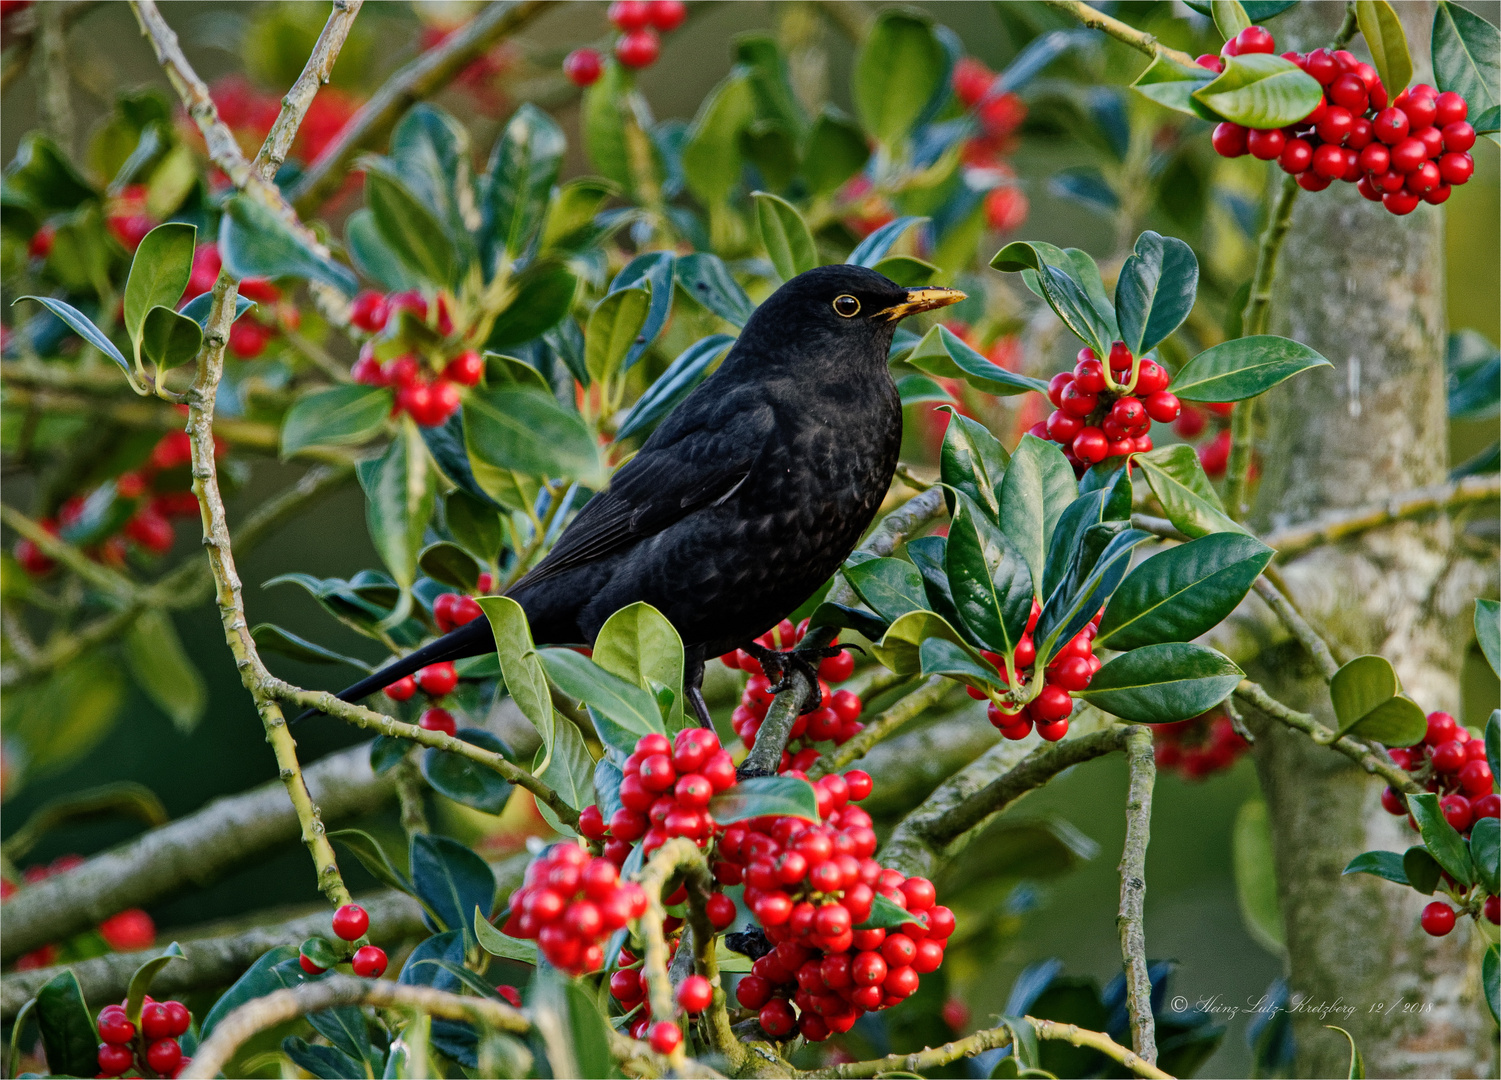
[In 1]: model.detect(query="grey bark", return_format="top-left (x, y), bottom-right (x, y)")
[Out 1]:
top-left (1246, 5), bottom-right (1496, 1077)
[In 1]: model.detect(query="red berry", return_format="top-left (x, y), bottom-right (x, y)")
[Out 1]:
top-left (759, 999), bottom-right (796, 1037)
top-left (1420, 901), bottom-right (1455, 936)
top-left (608, 0), bottom-right (651, 29)
top-left (615, 28), bottom-right (660, 68)
top-left (1047, 371), bottom-right (1074, 407)
top-left (160, 1001), bottom-right (190, 1037)
top-left (1475, 794), bottom-right (1501, 819)
top-left (1487, 896), bottom-right (1500, 925)
top-left (1400, 92), bottom-right (1438, 131)
top-left (1440, 794), bottom-right (1472, 832)
top-left (1390, 137), bottom-right (1427, 172)
top-left (1438, 151), bottom-right (1474, 186)
top-left (1211, 122), bottom-right (1249, 158)
top-left (1374, 107), bottom-right (1410, 144)
top-left (1426, 711), bottom-right (1459, 744)
top-left (141, 1002), bottom-right (174, 1040)
top-left (1347, 116), bottom-right (1374, 150)
top-left (563, 48), bottom-right (603, 87)
top-left (1359, 142), bottom-right (1391, 175)
top-left (677, 974), bottom-right (712, 1014)
top-left (648, 0), bottom-right (686, 31)
top-left (1195, 54), bottom-right (1225, 73)
top-left (333, 903), bottom-right (369, 941)
top-left (1405, 160), bottom-right (1442, 194)
top-left (1072, 428), bottom-right (1107, 465)
top-left (416, 661), bottom-right (459, 697)
top-left (1432, 90), bottom-right (1467, 126)
top-left (1382, 190), bottom-right (1420, 215)
top-left (1459, 759), bottom-right (1494, 797)
top-left (419, 707), bottom-right (457, 736)
top-left (1030, 684), bottom-right (1073, 722)
top-left (1329, 73), bottom-right (1369, 112)
top-left (649, 1020), bottom-right (682, 1054)
top-left (97, 1012), bottom-right (135, 1044)
top-left (1380, 786), bottom-right (1407, 815)
top-left (1036, 718), bottom-right (1069, 742)
top-left (349, 291), bottom-right (389, 333)
top-left (1247, 127), bottom-right (1285, 161)
top-left (98, 1043), bottom-right (134, 1076)
top-left (444, 350), bottom-right (484, 386)
top-left (1431, 740), bottom-right (1467, 773)
top-left (351, 944), bottom-right (387, 977)
top-left (1315, 106), bottom-right (1354, 146)
top-left (300, 953), bottom-right (327, 975)
top-left (1234, 25), bottom-right (1274, 54)
top-left (1442, 121), bottom-right (1476, 153)
top-left (1279, 138), bottom-right (1313, 174)
top-left (1311, 143), bottom-right (1346, 178)
top-left (706, 891), bottom-right (737, 929)
top-left (383, 675), bottom-right (416, 702)
top-left (146, 1038), bottom-right (182, 1075)
top-left (1046, 409), bottom-right (1084, 443)
top-left (1305, 48), bottom-right (1338, 85)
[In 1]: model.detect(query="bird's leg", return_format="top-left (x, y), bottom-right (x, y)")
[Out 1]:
top-left (684, 646), bottom-right (715, 730)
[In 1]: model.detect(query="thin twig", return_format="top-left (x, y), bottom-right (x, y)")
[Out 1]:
top-left (636, 840), bottom-right (696, 1070)
top-left (1262, 475), bottom-right (1501, 559)
top-left (36, 1), bottom-right (75, 152)
top-left (1252, 576), bottom-right (1340, 681)
top-left (287, 0), bottom-right (557, 213)
top-left (1117, 727), bottom-right (1157, 1065)
top-left (252, 0), bottom-right (364, 178)
top-left (1040, 0), bottom-right (1197, 65)
top-left (1233, 680), bottom-right (1421, 794)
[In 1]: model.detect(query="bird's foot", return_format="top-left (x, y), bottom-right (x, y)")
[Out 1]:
top-left (740, 640), bottom-right (861, 715)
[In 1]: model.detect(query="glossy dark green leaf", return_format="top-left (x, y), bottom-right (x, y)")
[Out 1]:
top-left (138, 305), bottom-right (202, 370)
top-left (907, 535), bottom-right (980, 646)
top-left (585, 284), bottom-right (652, 387)
top-left (1433, 1), bottom-right (1499, 112)
top-left (709, 775), bottom-right (819, 824)
top-left (411, 833), bottom-right (498, 939)
top-left (6, 133), bottom-right (97, 212)
top-left (1470, 816), bottom-right (1499, 895)
top-left (612, 252), bottom-right (675, 369)
top-left (616, 334), bottom-right (734, 441)
top-left (1114, 230), bottom-right (1198, 356)
top-left (1183, 0), bottom-right (1299, 17)
top-left (683, 72), bottom-right (757, 206)
top-left (808, 601), bottom-right (891, 642)
top-left (1476, 598), bottom-right (1500, 678)
top-left (873, 608), bottom-right (990, 675)
top-left (1096, 533), bottom-right (1273, 650)
top-left (1043, 489), bottom-right (1110, 602)
top-left (364, 161), bottom-right (454, 287)
top-left (251, 623), bottom-right (371, 669)
top-left (898, 374), bottom-right (954, 405)
top-left (990, 241), bottom-right (1113, 356)
top-left (389, 103), bottom-right (475, 248)
top-left (485, 259), bottom-right (578, 350)
top-left (998, 434), bottom-right (1078, 598)
top-left (1408, 792), bottom-right (1474, 886)
top-left (1330, 655), bottom-right (1427, 745)
top-left (939, 408), bottom-right (1009, 519)
top-left (585, 602), bottom-right (687, 734)
top-left (872, 255), bottom-right (941, 287)
top-left (13, 294), bottom-right (131, 379)
top-left (581, 60), bottom-right (633, 189)
top-left (125, 942), bottom-right (184, 1025)
top-left (1078, 642), bottom-right (1243, 723)
top-left (281, 384), bottom-right (391, 459)
top-left (676, 252), bottom-right (753, 326)
top-left (463, 386), bottom-right (605, 489)
top-left (346, 207), bottom-right (420, 292)
top-left (1488, 709), bottom-right (1500, 776)
top-left (199, 945), bottom-right (300, 1039)
top-left (306, 1003), bottom-right (377, 1073)
top-left (1446, 330), bottom-right (1500, 419)
top-left (527, 961), bottom-right (613, 1080)
top-left (532, 714), bottom-right (595, 836)
top-left (123, 610), bottom-right (205, 733)
top-left (1137, 445), bottom-right (1248, 538)
top-left (947, 492), bottom-right (1034, 654)
top-left (357, 426), bottom-right (433, 593)
top-left (538, 647), bottom-right (663, 755)
top-left (124, 222), bottom-right (196, 348)
top-left (330, 828), bottom-right (416, 895)
top-left (854, 10), bottom-right (946, 145)
top-left (754, 191), bottom-right (818, 282)
top-left (848, 216), bottom-right (926, 269)
top-left (1192, 54), bottom-right (1324, 128)
top-left (1484, 944), bottom-right (1499, 1025)
top-left (844, 557), bottom-right (929, 624)
top-left (419, 541), bottom-right (481, 591)
top-left (736, 34), bottom-right (808, 136)
top-left (445, 489), bottom-right (504, 563)
top-left (802, 106), bottom-right (870, 194)
top-left (855, 891), bottom-right (911, 930)
top-left (479, 595), bottom-right (556, 758)
top-left (485, 103), bottom-right (565, 264)
top-left (36, 969), bottom-right (97, 1078)
top-left (919, 636), bottom-right (1008, 691)
top-left (1342, 850), bottom-right (1409, 884)
top-left (1035, 527), bottom-right (1151, 663)
top-left (1356, 0), bottom-right (1413, 97)
top-left (423, 728), bottom-right (514, 814)
top-left (299, 936), bottom-right (341, 970)
top-left (540, 176), bottom-right (619, 253)
top-left (219, 195), bottom-right (357, 296)
top-left (1171, 335), bottom-right (1331, 402)
top-left (1403, 845), bottom-right (1442, 895)
top-left (907, 324), bottom-right (1051, 396)
top-left (1131, 54), bottom-right (1220, 120)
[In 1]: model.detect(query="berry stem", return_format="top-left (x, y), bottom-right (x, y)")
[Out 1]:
top-left (1038, 0), bottom-right (1197, 66)
top-left (1116, 727), bottom-right (1158, 1066)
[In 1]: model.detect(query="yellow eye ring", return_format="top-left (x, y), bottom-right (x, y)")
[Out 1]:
top-left (833, 295), bottom-right (861, 317)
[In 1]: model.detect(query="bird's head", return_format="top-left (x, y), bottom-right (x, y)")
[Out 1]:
top-left (739, 265), bottom-right (967, 369)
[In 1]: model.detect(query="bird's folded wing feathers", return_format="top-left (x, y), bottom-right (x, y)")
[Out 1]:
top-left (508, 391), bottom-right (776, 591)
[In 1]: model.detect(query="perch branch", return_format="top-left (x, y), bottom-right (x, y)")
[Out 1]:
top-left (1117, 727), bottom-right (1157, 1065)
top-left (287, 0), bottom-right (557, 213)
top-left (1039, 0), bottom-right (1197, 65)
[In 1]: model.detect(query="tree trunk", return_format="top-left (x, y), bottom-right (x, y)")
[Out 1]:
top-left (1246, 5), bottom-right (1495, 1077)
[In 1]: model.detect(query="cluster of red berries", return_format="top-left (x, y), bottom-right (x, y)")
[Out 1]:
top-left (720, 795), bottom-right (952, 1042)
top-left (561, 0), bottom-right (685, 84)
top-left (502, 843), bottom-right (650, 973)
top-left (972, 600), bottom-right (1099, 742)
top-left (720, 621), bottom-right (866, 762)
top-left (382, 659), bottom-right (459, 705)
top-left (298, 902), bottom-right (388, 977)
top-left (1380, 712), bottom-right (1498, 937)
top-left (96, 996), bottom-right (192, 1078)
top-left (952, 57), bottom-right (1031, 233)
top-left (12, 430), bottom-right (212, 577)
top-left (578, 729), bottom-right (739, 864)
top-left (1206, 30), bottom-right (1476, 215)
top-left (3, 858), bottom-right (157, 970)
top-left (1031, 343), bottom-right (1180, 471)
top-left (1152, 709), bottom-right (1250, 779)
top-left (348, 290), bottom-right (480, 427)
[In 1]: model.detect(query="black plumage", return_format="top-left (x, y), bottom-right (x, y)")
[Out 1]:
top-left (307, 265), bottom-right (964, 723)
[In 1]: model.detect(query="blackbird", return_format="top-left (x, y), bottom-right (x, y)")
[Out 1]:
top-left (305, 265), bottom-right (964, 725)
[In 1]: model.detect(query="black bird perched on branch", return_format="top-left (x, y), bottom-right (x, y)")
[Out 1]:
top-left (305, 265), bottom-right (964, 726)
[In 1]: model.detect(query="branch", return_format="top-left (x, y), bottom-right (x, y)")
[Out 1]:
top-left (1262, 475), bottom-right (1501, 559)
top-left (1117, 728), bottom-right (1157, 1065)
top-left (806, 676), bottom-right (952, 778)
top-left (0, 743), bottom-right (394, 963)
top-left (1039, 0), bottom-right (1197, 66)
top-left (0, 384), bottom-right (283, 452)
top-left (1233, 680), bottom-right (1421, 794)
top-left (287, 0), bottom-right (557, 213)
top-left (0, 0), bottom-right (99, 92)
top-left (736, 626), bottom-right (838, 779)
top-left (1028, 1017), bottom-right (1175, 1079)
top-left (1251, 575), bottom-right (1340, 681)
top-left (252, 0), bottom-right (365, 178)
top-left (0, 502), bottom-right (136, 599)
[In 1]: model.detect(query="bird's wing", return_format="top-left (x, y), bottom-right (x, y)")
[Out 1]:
top-left (508, 387), bottom-right (775, 591)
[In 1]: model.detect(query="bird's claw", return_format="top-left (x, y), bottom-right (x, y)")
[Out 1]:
top-left (740, 641), bottom-right (827, 714)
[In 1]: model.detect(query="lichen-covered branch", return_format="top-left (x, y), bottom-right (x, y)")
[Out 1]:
top-left (1251, 575), bottom-right (1340, 681)
top-left (252, 0), bottom-right (364, 177)
top-left (1233, 680), bottom-right (1420, 794)
top-left (0, 744), bottom-right (393, 964)
top-left (1262, 475), bottom-right (1501, 559)
top-left (1117, 728), bottom-right (1157, 1065)
top-left (1039, 0), bottom-right (1197, 65)
top-left (737, 626), bottom-right (837, 779)
top-left (287, 0), bottom-right (556, 213)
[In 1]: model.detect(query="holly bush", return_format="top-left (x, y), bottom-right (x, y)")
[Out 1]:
top-left (0, 1), bottom-right (1497, 1079)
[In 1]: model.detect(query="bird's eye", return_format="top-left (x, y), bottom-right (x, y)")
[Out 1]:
top-left (833, 295), bottom-right (861, 317)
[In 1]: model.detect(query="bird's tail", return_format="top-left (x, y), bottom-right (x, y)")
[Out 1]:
top-left (293, 617), bottom-right (495, 724)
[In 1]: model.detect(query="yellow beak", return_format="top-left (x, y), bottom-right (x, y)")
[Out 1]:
top-left (873, 286), bottom-right (968, 322)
